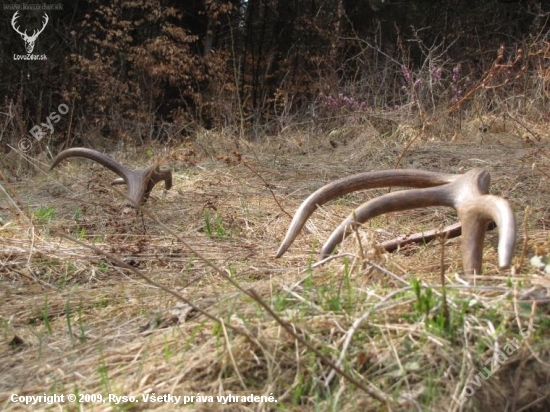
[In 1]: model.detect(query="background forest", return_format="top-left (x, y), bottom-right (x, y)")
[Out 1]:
top-left (1, 0), bottom-right (550, 149)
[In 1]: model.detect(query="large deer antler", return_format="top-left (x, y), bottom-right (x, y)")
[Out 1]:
top-left (276, 168), bottom-right (516, 275)
top-left (11, 11), bottom-right (49, 54)
top-left (50, 148), bottom-right (172, 207)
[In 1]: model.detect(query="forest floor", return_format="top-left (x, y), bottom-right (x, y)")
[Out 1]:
top-left (1, 119), bottom-right (550, 411)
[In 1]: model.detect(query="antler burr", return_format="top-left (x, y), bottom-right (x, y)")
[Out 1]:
top-left (50, 148), bottom-right (172, 207)
top-left (276, 168), bottom-right (515, 275)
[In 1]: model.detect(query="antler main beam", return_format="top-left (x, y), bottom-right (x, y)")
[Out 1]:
top-left (275, 168), bottom-right (516, 275)
top-left (50, 148), bottom-right (172, 207)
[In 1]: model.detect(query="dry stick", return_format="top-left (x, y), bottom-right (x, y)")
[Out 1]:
top-left (439, 228), bottom-right (450, 327)
top-left (62, 199), bottom-right (392, 405)
top-left (11, 268), bottom-right (56, 290)
top-left (60, 233), bottom-right (231, 328)
top-left (517, 206), bottom-right (530, 273)
top-left (26, 223), bottom-right (36, 275)
top-left (305, 253), bottom-right (358, 271)
top-left (325, 253), bottom-right (464, 389)
top-left (324, 286), bottom-right (413, 389)
top-left (511, 347), bottom-right (533, 412)
top-left (393, 123), bottom-right (427, 170)
top-left (504, 113), bottom-right (550, 182)
top-left (513, 282), bottom-right (549, 368)
top-left (249, 287), bottom-right (391, 404)
top-left (351, 212), bottom-right (366, 266)
top-left (516, 395), bottom-right (550, 412)
top-left (450, 329), bottom-right (471, 412)
top-left (0, 165), bottom-right (46, 290)
top-left (379, 221), bottom-right (465, 252)
top-left (228, 22), bottom-right (246, 141)
top-left (393, 51), bottom-right (510, 171)
top-left (505, 111), bottom-right (545, 143)
top-left (243, 162), bottom-right (292, 218)
top-left (61, 231), bottom-right (275, 382)
top-left (366, 260), bottom-right (408, 286)
top-left (285, 253), bottom-right (360, 292)
top-left (63, 97), bottom-right (76, 149)
top-left (0, 167), bottom-right (30, 222)
top-left (368, 259), bottom-right (459, 310)
top-left (219, 320), bottom-right (248, 390)
top-left (137, 207), bottom-right (391, 405)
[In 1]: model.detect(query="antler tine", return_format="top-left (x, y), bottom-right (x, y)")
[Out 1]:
top-left (448, 168), bottom-right (515, 273)
top-left (50, 148), bottom-right (172, 207)
top-left (111, 166), bottom-right (172, 188)
top-left (50, 148), bottom-right (132, 180)
top-left (142, 165), bottom-right (173, 200)
top-left (320, 184), bottom-right (458, 258)
top-left (11, 11), bottom-right (25, 36)
top-left (458, 195), bottom-right (515, 273)
top-left (149, 165), bottom-right (173, 190)
top-left (39, 13), bottom-right (49, 34)
top-left (275, 169), bottom-right (459, 258)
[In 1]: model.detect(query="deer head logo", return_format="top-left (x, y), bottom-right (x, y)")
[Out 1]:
top-left (11, 11), bottom-right (49, 54)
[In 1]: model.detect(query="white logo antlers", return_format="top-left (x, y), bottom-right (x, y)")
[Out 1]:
top-left (11, 11), bottom-right (49, 54)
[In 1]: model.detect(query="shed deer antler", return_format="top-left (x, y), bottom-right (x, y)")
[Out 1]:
top-left (275, 168), bottom-right (516, 275)
top-left (50, 148), bottom-right (172, 207)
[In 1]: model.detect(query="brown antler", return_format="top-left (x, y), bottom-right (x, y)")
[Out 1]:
top-left (50, 148), bottom-right (172, 207)
top-left (275, 168), bottom-right (516, 275)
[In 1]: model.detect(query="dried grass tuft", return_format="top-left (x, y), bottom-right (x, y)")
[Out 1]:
top-left (1, 129), bottom-right (549, 411)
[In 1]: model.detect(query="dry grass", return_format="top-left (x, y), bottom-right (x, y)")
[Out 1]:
top-left (1, 125), bottom-right (549, 411)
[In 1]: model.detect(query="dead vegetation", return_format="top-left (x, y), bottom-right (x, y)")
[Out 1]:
top-left (1, 127), bottom-right (550, 412)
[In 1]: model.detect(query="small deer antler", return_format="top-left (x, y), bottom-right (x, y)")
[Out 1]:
top-left (275, 168), bottom-right (515, 275)
top-left (50, 148), bottom-right (172, 207)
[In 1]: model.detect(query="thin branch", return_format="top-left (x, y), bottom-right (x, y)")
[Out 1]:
top-left (61, 203), bottom-right (393, 406)
top-left (244, 162), bottom-right (292, 218)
